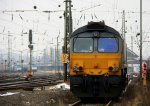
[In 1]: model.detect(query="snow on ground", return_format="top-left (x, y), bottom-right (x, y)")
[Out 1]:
top-left (0, 92), bottom-right (20, 96)
top-left (49, 83), bottom-right (70, 90)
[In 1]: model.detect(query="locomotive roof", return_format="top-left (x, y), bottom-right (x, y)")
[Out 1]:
top-left (71, 21), bottom-right (121, 38)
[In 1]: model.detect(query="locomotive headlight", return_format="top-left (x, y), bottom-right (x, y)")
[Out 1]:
top-left (78, 66), bottom-right (83, 71)
top-left (73, 66), bottom-right (78, 71)
top-left (73, 66), bottom-right (83, 72)
top-left (108, 66), bottom-right (113, 71)
top-left (113, 66), bottom-right (119, 71)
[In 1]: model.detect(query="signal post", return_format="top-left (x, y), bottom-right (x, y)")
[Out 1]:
top-left (142, 63), bottom-right (147, 90)
top-left (27, 30), bottom-right (33, 79)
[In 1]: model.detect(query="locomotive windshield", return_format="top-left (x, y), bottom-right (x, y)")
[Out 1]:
top-left (98, 38), bottom-right (118, 52)
top-left (73, 38), bottom-right (93, 53)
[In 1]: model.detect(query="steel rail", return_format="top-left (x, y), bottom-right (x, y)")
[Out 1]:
top-left (105, 100), bottom-right (112, 106)
top-left (69, 100), bottom-right (81, 106)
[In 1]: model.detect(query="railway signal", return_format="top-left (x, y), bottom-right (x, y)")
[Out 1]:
top-left (61, 54), bottom-right (68, 63)
top-left (142, 63), bottom-right (147, 86)
top-left (29, 30), bottom-right (32, 44)
top-left (142, 63), bottom-right (147, 79)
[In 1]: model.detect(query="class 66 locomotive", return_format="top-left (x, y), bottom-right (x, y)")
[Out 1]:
top-left (69, 21), bottom-right (128, 98)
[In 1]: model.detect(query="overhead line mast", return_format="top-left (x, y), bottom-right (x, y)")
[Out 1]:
top-left (122, 10), bottom-right (125, 40)
top-left (63, 0), bottom-right (72, 81)
top-left (140, 0), bottom-right (142, 80)
top-left (8, 31), bottom-right (11, 72)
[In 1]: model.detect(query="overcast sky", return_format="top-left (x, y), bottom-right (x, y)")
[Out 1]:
top-left (0, 0), bottom-right (150, 59)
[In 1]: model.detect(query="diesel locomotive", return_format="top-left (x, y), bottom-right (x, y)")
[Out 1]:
top-left (69, 21), bottom-right (128, 98)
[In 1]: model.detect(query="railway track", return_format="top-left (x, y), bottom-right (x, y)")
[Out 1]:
top-left (69, 100), bottom-right (81, 106)
top-left (69, 99), bottom-right (113, 106)
top-left (69, 78), bottom-right (133, 106)
top-left (105, 100), bottom-right (112, 106)
top-left (0, 76), bottom-right (63, 91)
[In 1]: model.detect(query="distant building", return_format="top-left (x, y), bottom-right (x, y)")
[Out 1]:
top-left (127, 48), bottom-right (139, 73)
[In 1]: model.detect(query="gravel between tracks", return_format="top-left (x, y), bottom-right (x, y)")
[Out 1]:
top-left (0, 89), bottom-right (78, 106)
